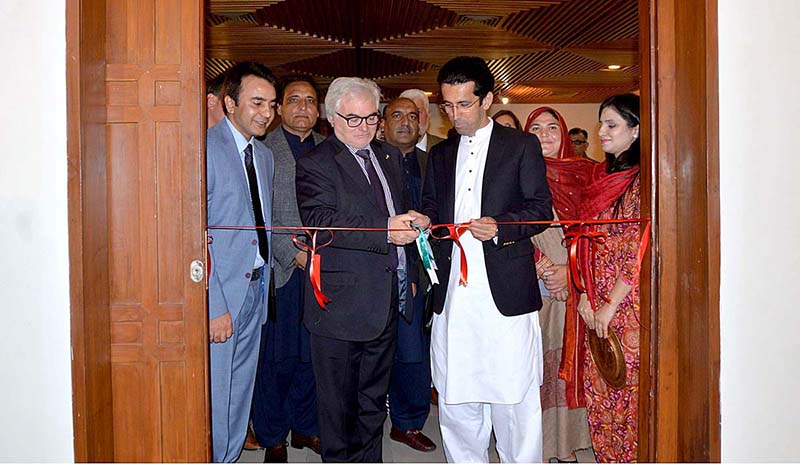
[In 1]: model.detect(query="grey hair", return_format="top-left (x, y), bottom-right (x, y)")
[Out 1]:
top-left (325, 77), bottom-right (382, 123)
top-left (399, 89), bottom-right (430, 108)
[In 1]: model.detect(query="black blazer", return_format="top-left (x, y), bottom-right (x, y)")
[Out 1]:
top-left (421, 123), bottom-right (553, 316)
top-left (296, 135), bottom-right (415, 341)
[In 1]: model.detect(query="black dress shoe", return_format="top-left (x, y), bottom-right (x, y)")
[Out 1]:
top-left (389, 426), bottom-right (437, 452)
top-left (290, 432), bottom-right (321, 455)
top-left (262, 443), bottom-right (287, 463)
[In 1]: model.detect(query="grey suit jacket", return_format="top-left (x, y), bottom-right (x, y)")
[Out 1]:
top-left (264, 127), bottom-right (324, 288)
top-left (206, 119), bottom-right (274, 323)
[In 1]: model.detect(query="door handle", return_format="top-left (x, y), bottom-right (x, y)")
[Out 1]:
top-left (190, 260), bottom-right (205, 283)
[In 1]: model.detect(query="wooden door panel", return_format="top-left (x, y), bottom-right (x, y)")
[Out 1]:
top-left (104, 0), bottom-right (208, 460)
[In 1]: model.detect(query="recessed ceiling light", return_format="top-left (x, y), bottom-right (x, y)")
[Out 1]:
top-left (501, 97), bottom-right (509, 104)
top-left (607, 64), bottom-right (622, 70)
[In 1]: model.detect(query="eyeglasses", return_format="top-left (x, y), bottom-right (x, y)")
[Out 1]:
top-left (336, 112), bottom-right (381, 128)
top-left (570, 139), bottom-right (588, 145)
top-left (438, 98), bottom-right (481, 114)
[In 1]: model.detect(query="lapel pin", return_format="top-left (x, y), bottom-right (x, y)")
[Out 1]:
top-left (385, 154), bottom-right (390, 159)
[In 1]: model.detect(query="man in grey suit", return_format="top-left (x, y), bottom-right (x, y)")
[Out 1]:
top-left (206, 61), bottom-right (276, 463)
top-left (250, 76), bottom-right (324, 462)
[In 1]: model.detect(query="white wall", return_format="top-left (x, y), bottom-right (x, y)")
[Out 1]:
top-left (429, 102), bottom-right (604, 160)
top-left (0, 0), bottom-right (74, 461)
top-left (719, 1), bottom-right (800, 461)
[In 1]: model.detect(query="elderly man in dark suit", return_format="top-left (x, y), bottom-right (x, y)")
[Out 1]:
top-left (380, 97), bottom-right (437, 453)
top-left (420, 56), bottom-right (553, 463)
top-left (296, 77), bottom-right (427, 462)
top-left (250, 75), bottom-right (324, 462)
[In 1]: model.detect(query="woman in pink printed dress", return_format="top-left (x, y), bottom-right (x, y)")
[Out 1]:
top-left (575, 94), bottom-right (642, 462)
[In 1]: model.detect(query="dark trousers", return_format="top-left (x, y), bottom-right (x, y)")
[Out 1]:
top-left (252, 269), bottom-right (319, 446)
top-left (388, 289), bottom-right (431, 431)
top-left (310, 283), bottom-right (399, 462)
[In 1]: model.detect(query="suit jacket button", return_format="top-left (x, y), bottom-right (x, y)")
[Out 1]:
top-left (252, 239), bottom-right (257, 245)
top-left (385, 266), bottom-right (392, 272)
top-left (245, 272), bottom-right (251, 279)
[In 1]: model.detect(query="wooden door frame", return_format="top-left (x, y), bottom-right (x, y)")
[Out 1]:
top-left (638, 0), bottom-right (720, 461)
top-left (67, 0), bottom-right (113, 460)
top-left (67, 0), bottom-right (720, 461)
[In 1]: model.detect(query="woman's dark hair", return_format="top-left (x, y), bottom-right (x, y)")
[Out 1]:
top-left (491, 110), bottom-right (522, 130)
top-left (599, 93), bottom-right (640, 173)
top-left (437, 56), bottom-right (495, 100)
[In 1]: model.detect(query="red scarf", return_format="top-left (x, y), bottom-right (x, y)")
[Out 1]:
top-left (559, 165), bottom-right (640, 408)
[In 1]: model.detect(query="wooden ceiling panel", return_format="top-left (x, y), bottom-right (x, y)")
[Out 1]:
top-left (206, 22), bottom-right (343, 67)
top-left (369, 22), bottom-right (549, 65)
top-left (283, 49), bottom-right (433, 80)
top-left (205, 0), bottom-right (640, 103)
top-left (488, 51), bottom-right (606, 84)
top-left (253, 0), bottom-right (457, 44)
top-left (494, 0), bottom-right (637, 47)
top-left (420, 0), bottom-right (566, 16)
top-left (209, 0), bottom-right (285, 15)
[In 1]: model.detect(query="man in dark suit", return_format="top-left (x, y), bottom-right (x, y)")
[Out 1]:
top-left (206, 61), bottom-right (276, 463)
top-left (250, 75), bottom-right (324, 462)
top-left (380, 97), bottom-right (437, 453)
top-left (420, 56), bottom-right (553, 462)
top-left (295, 77), bottom-right (426, 462)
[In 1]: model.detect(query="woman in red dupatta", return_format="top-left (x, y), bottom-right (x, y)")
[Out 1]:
top-left (524, 107), bottom-right (594, 462)
top-left (566, 94), bottom-right (642, 462)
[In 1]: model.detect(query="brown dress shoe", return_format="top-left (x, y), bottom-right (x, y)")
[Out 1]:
top-left (262, 443), bottom-right (288, 463)
top-left (244, 427), bottom-right (263, 451)
top-left (389, 426), bottom-right (437, 452)
top-left (290, 433), bottom-right (321, 455)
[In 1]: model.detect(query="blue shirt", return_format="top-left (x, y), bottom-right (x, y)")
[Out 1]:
top-left (224, 117), bottom-right (266, 269)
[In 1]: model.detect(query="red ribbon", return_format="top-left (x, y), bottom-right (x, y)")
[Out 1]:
top-left (431, 223), bottom-right (471, 286)
top-left (206, 218), bottom-right (651, 310)
top-left (291, 229), bottom-right (333, 309)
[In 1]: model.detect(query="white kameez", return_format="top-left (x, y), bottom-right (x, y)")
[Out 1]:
top-left (431, 119), bottom-right (543, 406)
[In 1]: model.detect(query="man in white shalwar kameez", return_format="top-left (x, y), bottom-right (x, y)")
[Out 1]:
top-left (419, 56), bottom-right (554, 463)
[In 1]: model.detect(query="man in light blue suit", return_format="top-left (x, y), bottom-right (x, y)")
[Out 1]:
top-left (206, 61), bottom-right (276, 463)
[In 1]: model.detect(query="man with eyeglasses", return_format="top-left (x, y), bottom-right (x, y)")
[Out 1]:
top-left (419, 56), bottom-right (553, 463)
top-left (295, 77), bottom-right (428, 462)
top-left (569, 127), bottom-right (590, 159)
top-left (248, 75), bottom-right (323, 462)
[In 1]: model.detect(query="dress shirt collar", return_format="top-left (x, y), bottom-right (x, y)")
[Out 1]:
top-left (224, 116), bottom-right (254, 155)
top-left (460, 118), bottom-right (494, 144)
top-left (416, 132), bottom-right (428, 151)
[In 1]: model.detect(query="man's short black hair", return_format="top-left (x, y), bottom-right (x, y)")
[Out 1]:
top-left (222, 61), bottom-right (277, 114)
top-left (277, 74), bottom-right (321, 104)
top-left (437, 56), bottom-right (495, 99)
top-left (569, 127), bottom-right (588, 139)
top-left (207, 72), bottom-right (226, 97)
